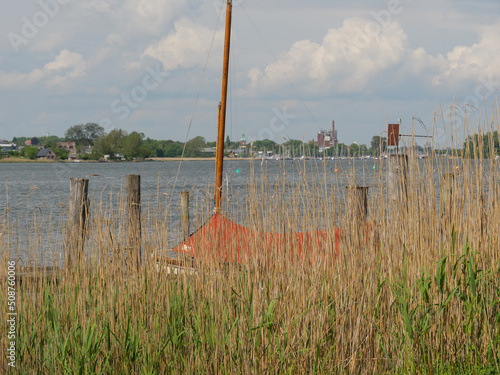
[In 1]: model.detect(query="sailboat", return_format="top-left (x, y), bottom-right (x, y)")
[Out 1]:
top-left (169, 0), bottom-right (341, 264)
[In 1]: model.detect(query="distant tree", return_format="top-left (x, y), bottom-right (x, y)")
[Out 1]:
top-left (370, 136), bottom-right (387, 155)
top-left (122, 131), bottom-right (143, 159)
top-left (349, 143), bottom-right (360, 156)
top-left (93, 129), bottom-right (127, 158)
top-left (13, 137), bottom-right (28, 146)
top-left (53, 148), bottom-right (69, 160)
top-left (359, 144), bottom-right (369, 155)
top-left (21, 146), bottom-right (39, 159)
top-left (185, 136), bottom-right (206, 157)
top-left (65, 125), bottom-right (85, 144)
top-left (164, 142), bottom-right (183, 157)
top-left (65, 123), bottom-right (105, 146)
top-left (463, 130), bottom-right (500, 158)
top-left (30, 137), bottom-right (40, 146)
top-left (83, 123), bottom-right (106, 145)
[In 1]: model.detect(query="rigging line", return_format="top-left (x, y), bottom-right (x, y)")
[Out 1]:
top-left (239, 3), bottom-right (321, 131)
top-left (168, 2), bottom-right (224, 209)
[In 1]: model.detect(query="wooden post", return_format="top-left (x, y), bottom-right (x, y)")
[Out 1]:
top-left (180, 191), bottom-right (190, 241)
top-left (345, 185), bottom-right (368, 225)
top-left (345, 186), bottom-right (369, 249)
top-left (387, 154), bottom-right (408, 207)
top-left (127, 175), bottom-right (141, 270)
top-left (68, 178), bottom-right (89, 268)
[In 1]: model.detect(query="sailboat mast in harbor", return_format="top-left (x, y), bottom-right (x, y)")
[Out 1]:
top-left (214, 0), bottom-right (232, 214)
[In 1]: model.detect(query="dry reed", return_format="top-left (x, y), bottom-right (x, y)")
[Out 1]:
top-left (1, 103), bottom-right (500, 374)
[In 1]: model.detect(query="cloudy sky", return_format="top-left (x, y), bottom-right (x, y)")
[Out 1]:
top-left (1, 0), bottom-right (499, 146)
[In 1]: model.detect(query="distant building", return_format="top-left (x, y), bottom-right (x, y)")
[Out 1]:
top-left (201, 147), bottom-right (216, 157)
top-left (0, 142), bottom-right (17, 154)
top-left (80, 146), bottom-right (93, 155)
top-left (317, 120), bottom-right (338, 152)
top-left (240, 130), bottom-right (246, 148)
top-left (36, 148), bottom-right (56, 160)
top-left (25, 140), bottom-right (32, 146)
top-left (56, 141), bottom-right (78, 160)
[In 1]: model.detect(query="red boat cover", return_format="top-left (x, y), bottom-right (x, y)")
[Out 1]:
top-left (170, 214), bottom-right (341, 264)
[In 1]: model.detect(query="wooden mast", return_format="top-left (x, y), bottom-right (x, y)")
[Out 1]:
top-left (214, 0), bottom-right (232, 214)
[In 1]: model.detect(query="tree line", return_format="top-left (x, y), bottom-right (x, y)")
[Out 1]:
top-left (5, 123), bottom-right (396, 161)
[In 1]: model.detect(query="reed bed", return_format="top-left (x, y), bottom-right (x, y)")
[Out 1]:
top-left (1, 105), bottom-right (500, 374)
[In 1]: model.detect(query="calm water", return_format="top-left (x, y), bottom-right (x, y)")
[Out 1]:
top-left (0, 157), bottom-right (472, 265)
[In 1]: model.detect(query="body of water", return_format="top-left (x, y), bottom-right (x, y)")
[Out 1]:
top-left (0, 157), bottom-right (469, 265)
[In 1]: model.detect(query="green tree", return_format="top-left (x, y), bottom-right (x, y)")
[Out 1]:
top-left (349, 142), bottom-right (360, 156)
top-left (65, 125), bottom-right (85, 144)
top-left (163, 142), bottom-right (182, 157)
top-left (185, 136), bottom-right (206, 157)
top-left (21, 146), bottom-right (39, 160)
top-left (122, 131), bottom-right (143, 159)
top-left (53, 148), bottom-right (69, 160)
top-left (370, 136), bottom-right (387, 155)
top-left (65, 123), bottom-right (106, 146)
top-left (359, 144), bottom-right (369, 155)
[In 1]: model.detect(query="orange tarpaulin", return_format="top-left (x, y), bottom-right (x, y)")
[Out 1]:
top-left (170, 214), bottom-right (342, 264)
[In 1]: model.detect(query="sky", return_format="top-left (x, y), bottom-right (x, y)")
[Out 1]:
top-left (1, 0), bottom-right (499, 146)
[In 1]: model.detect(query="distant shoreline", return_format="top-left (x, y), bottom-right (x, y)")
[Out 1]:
top-left (0, 157), bottom-right (255, 163)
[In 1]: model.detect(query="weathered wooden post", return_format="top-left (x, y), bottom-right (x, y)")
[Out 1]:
top-left (345, 185), bottom-right (368, 248)
top-left (127, 175), bottom-right (141, 270)
top-left (180, 191), bottom-right (190, 241)
top-left (68, 178), bottom-right (89, 268)
top-left (345, 185), bottom-right (368, 224)
top-left (387, 154), bottom-right (408, 204)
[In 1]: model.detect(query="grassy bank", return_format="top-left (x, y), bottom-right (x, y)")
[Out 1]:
top-left (1, 106), bottom-right (500, 374)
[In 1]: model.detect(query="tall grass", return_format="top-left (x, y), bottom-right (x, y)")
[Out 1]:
top-left (1, 103), bottom-right (500, 374)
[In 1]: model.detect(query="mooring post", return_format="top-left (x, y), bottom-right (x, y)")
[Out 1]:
top-left (387, 154), bottom-right (408, 209)
top-left (345, 185), bottom-right (368, 248)
top-left (180, 191), bottom-right (190, 241)
top-left (127, 175), bottom-right (141, 270)
top-left (345, 185), bottom-right (368, 225)
top-left (68, 178), bottom-right (89, 268)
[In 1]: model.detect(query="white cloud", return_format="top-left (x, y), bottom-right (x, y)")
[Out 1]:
top-left (122, 0), bottom-right (185, 34)
top-left (247, 17), bottom-right (409, 95)
top-left (248, 17), bottom-right (500, 97)
top-left (432, 23), bottom-right (500, 86)
top-left (30, 33), bottom-right (67, 52)
top-left (0, 49), bottom-right (86, 89)
top-left (142, 17), bottom-right (224, 71)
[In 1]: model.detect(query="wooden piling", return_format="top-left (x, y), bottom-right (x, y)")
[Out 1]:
top-left (67, 178), bottom-right (89, 268)
top-left (180, 191), bottom-right (190, 241)
top-left (345, 185), bottom-right (368, 225)
top-left (345, 185), bottom-right (368, 248)
top-left (127, 175), bottom-right (141, 270)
